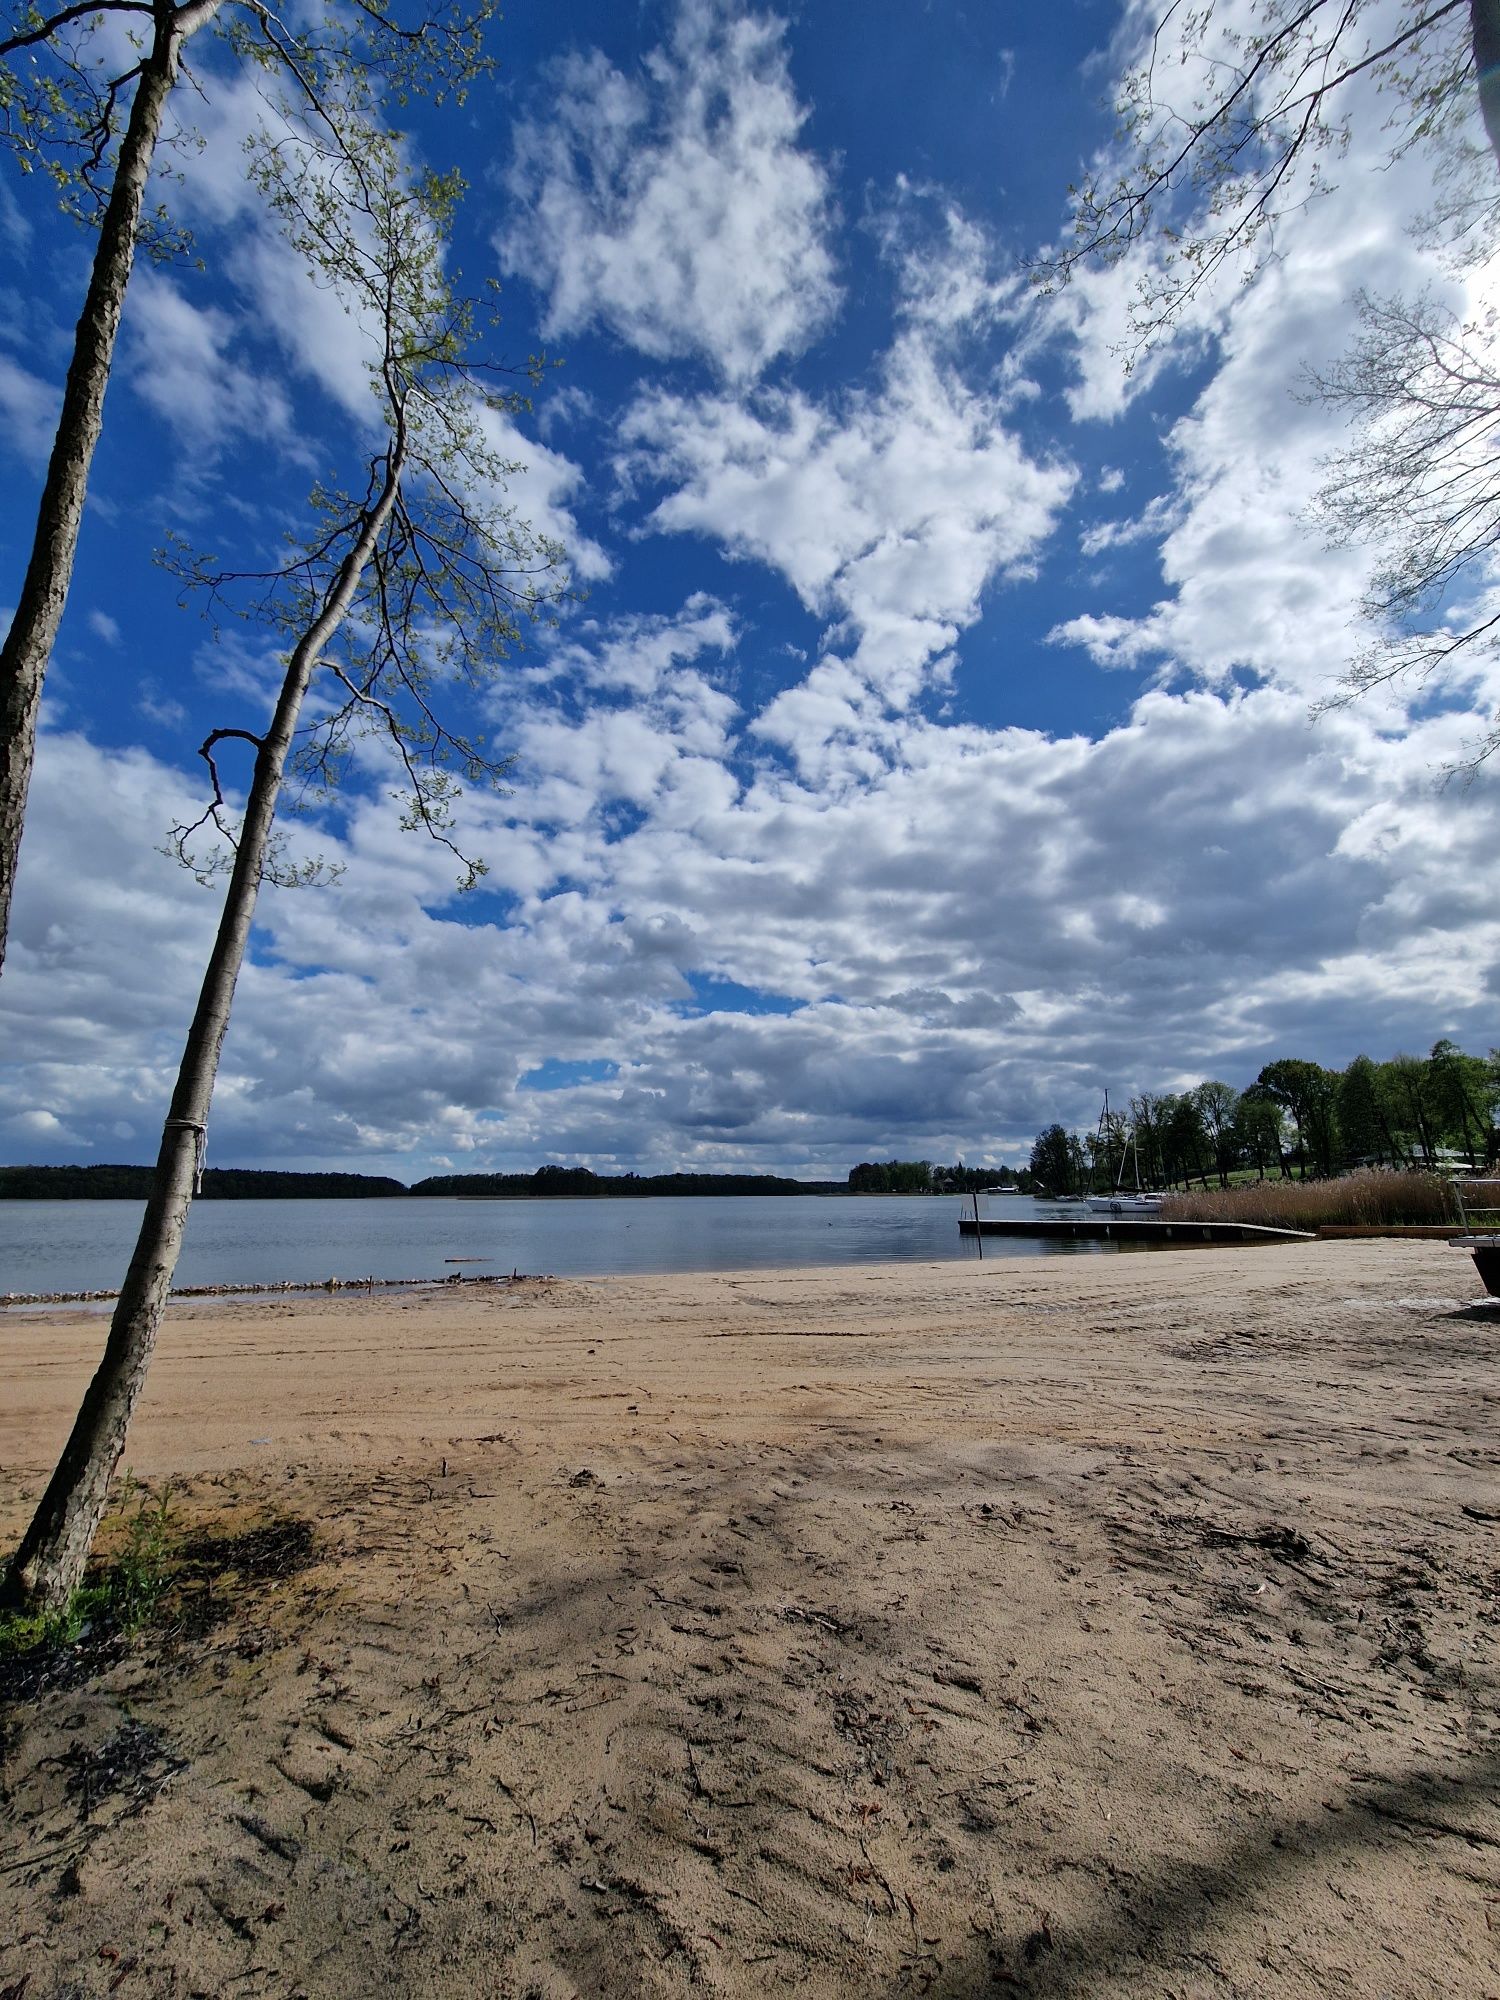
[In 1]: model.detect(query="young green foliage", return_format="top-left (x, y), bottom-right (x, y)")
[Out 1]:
top-left (1037, 0), bottom-right (1488, 349)
top-left (3, 97), bottom-right (567, 1618)
top-left (166, 109), bottom-right (568, 888)
top-left (0, 0), bottom-right (500, 979)
top-left (1035, 0), bottom-right (1500, 774)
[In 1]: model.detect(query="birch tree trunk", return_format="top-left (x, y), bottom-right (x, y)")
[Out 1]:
top-left (1, 433), bottom-right (404, 1616)
top-left (0, 0), bottom-right (220, 978)
top-left (1472, 0), bottom-right (1500, 171)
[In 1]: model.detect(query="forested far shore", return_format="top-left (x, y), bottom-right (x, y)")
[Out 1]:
top-left (412, 1168), bottom-right (847, 1198)
top-left (0, 1164), bottom-right (849, 1200)
top-left (0, 1167), bottom-right (411, 1200)
top-left (6, 1038), bottom-right (1494, 1203)
top-left (1029, 1040), bottom-right (1500, 1196)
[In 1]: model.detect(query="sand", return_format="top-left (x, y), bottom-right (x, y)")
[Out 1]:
top-left (1, 1237), bottom-right (1497, 1998)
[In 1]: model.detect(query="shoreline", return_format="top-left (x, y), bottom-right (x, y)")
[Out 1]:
top-left (3, 1240), bottom-right (1497, 1995)
top-left (0, 1269), bottom-right (557, 1309)
top-left (0, 1223), bottom-right (1473, 1309)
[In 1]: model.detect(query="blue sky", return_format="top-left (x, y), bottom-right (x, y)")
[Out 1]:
top-left (1, 0), bottom-right (1496, 1179)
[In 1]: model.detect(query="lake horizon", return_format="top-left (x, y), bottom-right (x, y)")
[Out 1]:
top-left (0, 1193), bottom-right (1115, 1299)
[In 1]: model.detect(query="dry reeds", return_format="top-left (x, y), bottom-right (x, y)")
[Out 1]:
top-left (1161, 1168), bottom-right (1457, 1232)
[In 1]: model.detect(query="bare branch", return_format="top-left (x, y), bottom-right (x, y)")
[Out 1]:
top-left (0, 0), bottom-right (150, 60)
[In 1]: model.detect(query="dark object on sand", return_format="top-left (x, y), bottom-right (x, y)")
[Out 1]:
top-left (1467, 1238), bottom-right (1500, 1297)
top-left (1452, 1181), bottom-right (1500, 1297)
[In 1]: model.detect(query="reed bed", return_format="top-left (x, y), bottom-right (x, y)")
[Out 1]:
top-left (1161, 1168), bottom-right (1457, 1232)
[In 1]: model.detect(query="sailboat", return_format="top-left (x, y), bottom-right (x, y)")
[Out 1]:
top-left (1085, 1090), bottom-right (1164, 1216)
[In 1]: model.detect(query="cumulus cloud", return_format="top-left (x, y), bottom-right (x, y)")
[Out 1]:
top-left (497, 0), bottom-right (840, 381)
top-left (124, 271), bottom-right (301, 456)
top-left (871, 177), bottom-right (1018, 335)
top-left (622, 330), bottom-right (1076, 765)
top-left (0, 353), bottom-right (61, 467)
top-left (1037, 12), bottom-right (1500, 748)
top-left (1078, 491), bottom-right (1177, 558)
top-left (467, 403), bottom-right (613, 585)
top-left (526, 594), bottom-right (736, 696)
top-left (0, 736), bottom-right (224, 1158)
top-left (6, 4), bottom-right (1498, 1192)
top-left (7, 655), bottom-right (1494, 1179)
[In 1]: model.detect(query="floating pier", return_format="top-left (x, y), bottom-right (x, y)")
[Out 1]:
top-left (959, 1216), bottom-right (1315, 1246)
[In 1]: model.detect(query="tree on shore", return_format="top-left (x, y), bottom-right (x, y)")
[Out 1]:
top-left (1029, 1123), bottom-right (1085, 1197)
top-left (1039, 0), bottom-right (1500, 770)
top-left (1022, 1039), bottom-right (1496, 1191)
top-left (1, 112), bottom-right (565, 1616)
top-left (1255, 1059), bottom-right (1340, 1178)
top-left (1194, 1081), bottom-right (1240, 1188)
top-left (0, 0), bottom-right (494, 976)
top-left (1428, 1036), bottom-right (1495, 1165)
top-left (1233, 1085), bottom-right (1291, 1180)
top-left (1385, 1051), bottom-right (1442, 1165)
top-left (1337, 1054), bottom-right (1394, 1164)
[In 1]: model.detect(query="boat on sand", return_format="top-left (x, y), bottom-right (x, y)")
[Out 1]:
top-left (1453, 1180), bottom-right (1500, 1296)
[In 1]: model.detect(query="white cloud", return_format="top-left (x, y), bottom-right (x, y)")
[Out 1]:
top-left (495, 599), bottom-right (742, 853)
top-left (137, 685), bottom-right (188, 731)
top-left (498, 0), bottom-right (840, 382)
top-left (469, 403), bottom-right (613, 585)
top-left (1046, 611), bottom-right (1157, 671)
top-left (1078, 490), bottom-right (1176, 557)
top-left (124, 271), bottom-right (300, 455)
top-left (1038, 11), bottom-right (1500, 746)
top-left (525, 593), bottom-right (736, 696)
top-left (0, 354), bottom-right (60, 466)
top-left (622, 329), bottom-right (1076, 768)
top-left (632, 334), bottom-right (1072, 619)
top-left (9, 652), bottom-right (1496, 1181)
top-left (0, 177), bottom-right (30, 254)
top-left (872, 177), bottom-right (1018, 335)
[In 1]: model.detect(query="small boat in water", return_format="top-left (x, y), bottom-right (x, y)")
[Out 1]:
top-left (1087, 1090), bottom-right (1164, 1215)
top-left (1086, 1192), bottom-right (1164, 1217)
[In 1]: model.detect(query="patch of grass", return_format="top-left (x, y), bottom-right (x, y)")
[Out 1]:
top-left (1, 1490), bottom-right (319, 1705)
top-left (100, 1478), bottom-right (175, 1633)
top-left (1162, 1168), bottom-right (1457, 1232)
top-left (0, 1478), bottom-right (174, 1664)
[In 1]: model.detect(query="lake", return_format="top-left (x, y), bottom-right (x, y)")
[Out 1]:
top-left (0, 1194), bottom-right (1113, 1296)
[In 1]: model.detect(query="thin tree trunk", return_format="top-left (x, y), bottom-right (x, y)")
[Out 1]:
top-left (1472, 0), bottom-right (1500, 171)
top-left (1376, 1104), bottom-right (1400, 1165)
top-left (2, 436), bottom-right (404, 1616)
top-left (0, 0), bottom-right (220, 977)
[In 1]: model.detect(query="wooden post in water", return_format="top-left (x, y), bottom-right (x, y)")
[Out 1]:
top-left (972, 1189), bottom-right (984, 1260)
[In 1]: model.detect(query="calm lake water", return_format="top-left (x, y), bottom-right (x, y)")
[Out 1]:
top-left (0, 1194), bottom-right (1111, 1296)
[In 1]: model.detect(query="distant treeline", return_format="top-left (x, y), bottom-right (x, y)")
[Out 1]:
top-left (0, 1165), bottom-right (409, 1200)
top-left (846, 1161), bottom-right (1014, 1195)
top-left (0, 1163), bottom-right (846, 1200)
top-left (1028, 1039), bottom-right (1500, 1197)
top-left (410, 1165), bottom-right (845, 1198)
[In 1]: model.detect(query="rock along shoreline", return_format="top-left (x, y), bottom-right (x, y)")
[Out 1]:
top-left (0, 1270), bottom-right (553, 1308)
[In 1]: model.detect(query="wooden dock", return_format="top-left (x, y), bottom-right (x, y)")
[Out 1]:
top-left (959, 1216), bottom-right (1315, 1246)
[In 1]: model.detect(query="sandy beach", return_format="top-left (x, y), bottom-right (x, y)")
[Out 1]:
top-left (2, 1238), bottom-right (1497, 1997)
